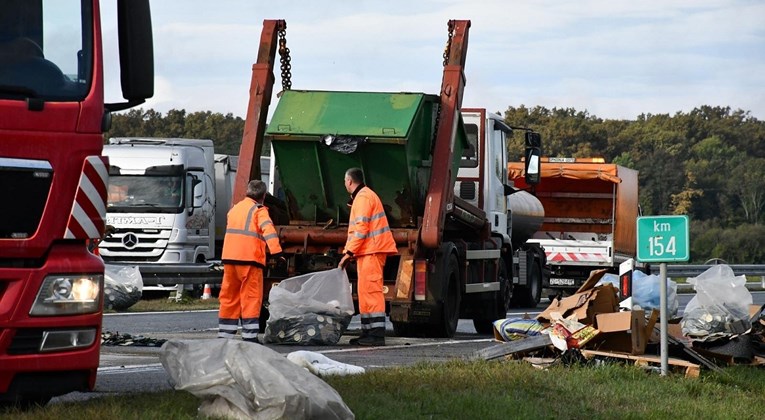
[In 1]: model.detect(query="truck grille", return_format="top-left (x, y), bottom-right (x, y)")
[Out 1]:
top-left (98, 228), bottom-right (171, 262)
top-left (7, 328), bottom-right (45, 355)
top-left (0, 158), bottom-right (53, 239)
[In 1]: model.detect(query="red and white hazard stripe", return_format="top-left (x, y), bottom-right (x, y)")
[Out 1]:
top-left (547, 250), bottom-right (609, 263)
top-left (64, 156), bottom-right (108, 239)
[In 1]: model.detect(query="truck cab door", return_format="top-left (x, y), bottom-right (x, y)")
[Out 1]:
top-left (487, 119), bottom-right (510, 236)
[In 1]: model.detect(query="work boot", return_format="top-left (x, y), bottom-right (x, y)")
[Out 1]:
top-left (349, 330), bottom-right (368, 345)
top-left (356, 327), bottom-right (385, 347)
top-left (243, 336), bottom-right (260, 344)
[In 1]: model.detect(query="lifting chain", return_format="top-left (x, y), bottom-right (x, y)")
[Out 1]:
top-left (433, 21), bottom-right (456, 149)
top-left (278, 28), bottom-right (292, 91)
top-left (442, 20), bottom-right (455, 67)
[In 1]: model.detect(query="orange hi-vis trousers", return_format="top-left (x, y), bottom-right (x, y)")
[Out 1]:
top-left (356, 253), bottom-right (387, 331)
top-left (218, 264), bottom-right (263, 341)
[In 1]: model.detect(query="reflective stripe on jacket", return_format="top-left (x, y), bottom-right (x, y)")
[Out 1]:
top-left (344, 186), bottom-right (397, 256)
top-left (221, 197), bottom-right (282, 265)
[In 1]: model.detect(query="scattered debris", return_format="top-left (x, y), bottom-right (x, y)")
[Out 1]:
top-left (469, 334), bottom-right (552, 361)
top-left (680, 264), bottom-right (752, 341)
top-left (102, 331), bottom-right (167, 347)
top-left (580, 349), bottom-right (701, 378)
top-left (286, 350), bottom-right (365, 376)
top-left (469, 265), bottom-right (765, 377)
top-left (104, 264), bottom-right (143, 311)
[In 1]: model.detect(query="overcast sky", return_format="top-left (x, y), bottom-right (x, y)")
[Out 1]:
top-left (102, 0), bottom-right (765, 121)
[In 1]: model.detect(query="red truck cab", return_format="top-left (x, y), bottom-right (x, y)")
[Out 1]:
top-left (0, 0), bottom-right (153, 407)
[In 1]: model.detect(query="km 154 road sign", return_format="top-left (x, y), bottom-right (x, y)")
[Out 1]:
top-left (636, 215), bottom-right (689, 262)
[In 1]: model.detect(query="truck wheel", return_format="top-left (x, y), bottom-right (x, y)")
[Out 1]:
top-left (434, 254), bottom-right (461, 338)
top-left (472, 261), bottom-right (510, 334)
top-left (512, 262), bottom-right (542, 308)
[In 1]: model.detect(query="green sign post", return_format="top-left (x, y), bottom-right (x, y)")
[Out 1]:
top-left (636, 215), bottom-right (689, 377)
top-left (636, 215), bottom-right (689, 263)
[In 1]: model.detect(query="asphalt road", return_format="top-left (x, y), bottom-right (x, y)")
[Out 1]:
top-left (51, 291), bottom-right (764, 404)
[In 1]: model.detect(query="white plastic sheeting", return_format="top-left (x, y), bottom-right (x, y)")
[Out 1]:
top-left (286, 351), bottom-right (366, 377)
top-left (104, 264), bottom-right (143, 310)
top-left (264, 268), bottom-right (354, 345)
top-left (681, 264), bottom-right (753, 341)
top-left (160, 339), bottom-right (354, 420)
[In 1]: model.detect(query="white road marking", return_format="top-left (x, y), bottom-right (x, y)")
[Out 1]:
top-left (98, 363), bottom-right (165, 374)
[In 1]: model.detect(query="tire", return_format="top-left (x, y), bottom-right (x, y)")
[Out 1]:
top-left (512, 262), bottom-right (542, 308)
top-left (473, 261), bottom-right (511, 335)
top-left (434, 254), bottom-right (461, 338)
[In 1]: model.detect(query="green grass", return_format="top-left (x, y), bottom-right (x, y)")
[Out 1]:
top-left (105, 296), bottom-right (220, 313)
top-left (3, 361), bottom-right (763, 419)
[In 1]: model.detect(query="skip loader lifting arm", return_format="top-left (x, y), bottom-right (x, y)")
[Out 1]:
top-left (233, 19), bottom-right (288, 204)
top-left (421, 20), bottom-right (471, 249)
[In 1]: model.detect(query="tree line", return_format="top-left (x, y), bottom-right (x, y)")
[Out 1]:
top-left (105, 108), bottom-right (246, 155)
top-left (105, 105), bottom-right (765, 263)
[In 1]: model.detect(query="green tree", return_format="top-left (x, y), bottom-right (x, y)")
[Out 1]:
top-left (729, 157), bottom-right (765, 224)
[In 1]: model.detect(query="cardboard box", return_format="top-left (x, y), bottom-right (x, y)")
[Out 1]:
top-left (594, 309), bottom-right (658, 355)
top-left (537, 283), bottom-right (619, 326)
top-left (750, 304), bottom-right (763, 321)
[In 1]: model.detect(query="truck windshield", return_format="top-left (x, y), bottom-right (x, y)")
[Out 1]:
top-left (0, 0), bottom-right (92, 101)
top-left (107, 176), bottom-right (184, 213)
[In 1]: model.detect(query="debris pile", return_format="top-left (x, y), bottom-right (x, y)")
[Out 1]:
top-left (102, 331), bottom-right (167, 347)
top-left (471, 266), bottom-right (765, 377)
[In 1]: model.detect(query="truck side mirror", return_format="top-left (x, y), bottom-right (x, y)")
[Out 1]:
top-left (105, 0), bottom-right (154, 111)
top-left (186, 174), bottom-right (202, 213)
top-left (118, 0), bottom-right (154, 100)
top-left (524, 132), bottom-right (542, 185)
top-left (525, 147), bottom-right (541, 185)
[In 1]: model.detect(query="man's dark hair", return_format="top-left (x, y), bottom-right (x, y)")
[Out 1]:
top-left (345, 167), bottom-right (364, 184)
top-left (246, 180), bottom-right (267, 201)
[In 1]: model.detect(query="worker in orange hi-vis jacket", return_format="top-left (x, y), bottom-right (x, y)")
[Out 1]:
top-left (338, 167), bottom-right (398, 346)
top-left (219, 180), bottom-right (283, 343)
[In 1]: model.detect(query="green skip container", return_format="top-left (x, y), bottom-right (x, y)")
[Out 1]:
top-left (266, 90), bottom-right (467, 228)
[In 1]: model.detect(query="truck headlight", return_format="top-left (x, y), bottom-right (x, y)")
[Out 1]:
top-left (30, 274), bottom-right (103, 316)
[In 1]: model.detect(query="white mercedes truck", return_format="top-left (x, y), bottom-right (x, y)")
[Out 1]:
top-left (100, 138), bottom-right (218, 293)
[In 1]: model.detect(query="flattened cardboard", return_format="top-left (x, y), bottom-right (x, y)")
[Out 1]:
top-left (667, 323), bottom-right (685, 341)
top-left (396, 258), bottom-right (414, 299)
top-left (537, 283), bottom-right (618, 326)
top-left (575, 269), bottom-right (610, 294)
top-left (750, 304), bottom-right (763, 320)
top-left (593, 309), bottom-right (658, 355)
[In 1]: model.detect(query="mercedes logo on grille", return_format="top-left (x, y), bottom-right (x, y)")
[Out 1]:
top-left (122, 233), bottom-right (139, 249)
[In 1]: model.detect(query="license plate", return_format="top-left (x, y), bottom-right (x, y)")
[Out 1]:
top-left (549, 278), bottom-right (576, 286)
